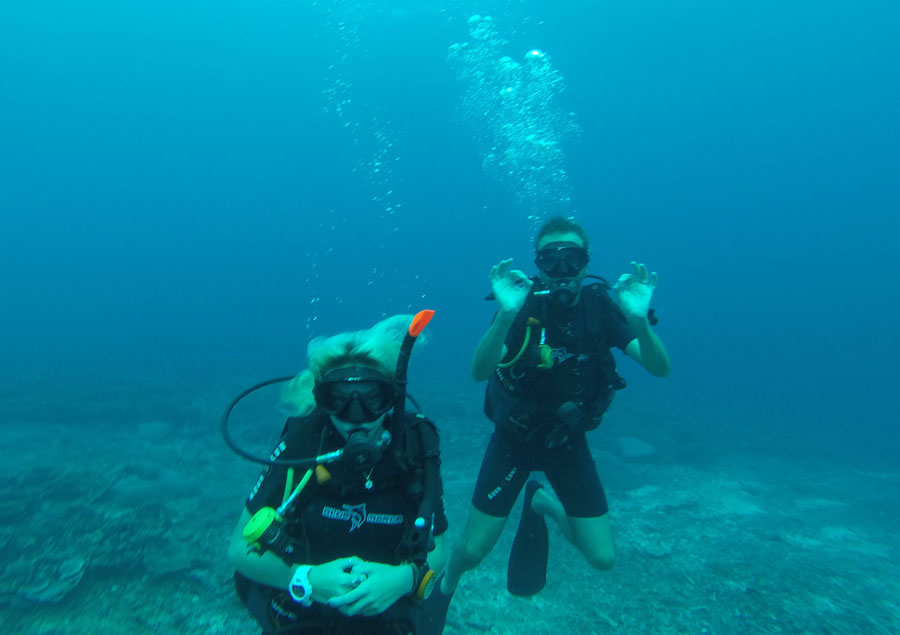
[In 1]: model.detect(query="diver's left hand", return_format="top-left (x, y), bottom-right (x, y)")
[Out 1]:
top-left (326, 561), bottom-right (413, 616)
top-left (613, 261), bottom-right (658, 320)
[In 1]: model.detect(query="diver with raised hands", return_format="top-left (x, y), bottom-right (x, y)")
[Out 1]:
top-left (225, 313), bottom-right (447, 635)
top-left (438, 216), bottom-right (670, 606)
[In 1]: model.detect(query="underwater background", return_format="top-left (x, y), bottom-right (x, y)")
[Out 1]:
top-left (1, 0), bottom-right (898, 633)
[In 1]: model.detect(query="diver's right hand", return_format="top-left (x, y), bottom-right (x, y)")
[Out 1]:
top-left (308, 556), bottom-right (365, 604)
top-left (490, 259), bottom-right (533, 314)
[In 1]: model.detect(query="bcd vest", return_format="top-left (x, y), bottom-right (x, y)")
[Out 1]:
top-left (484, 282), bottom-right (627, 444)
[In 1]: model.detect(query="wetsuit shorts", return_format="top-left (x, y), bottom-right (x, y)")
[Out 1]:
top-left (471, 427), bottom-right (609, 518)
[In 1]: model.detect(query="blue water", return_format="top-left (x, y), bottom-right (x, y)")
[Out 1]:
top-left (1, 1), bottom-right (899, 632)
top-left (4, 1), bottom-right (897, 459)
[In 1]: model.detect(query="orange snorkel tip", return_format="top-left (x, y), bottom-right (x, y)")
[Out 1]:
top-left (408, 309), bottom-right (435, 338)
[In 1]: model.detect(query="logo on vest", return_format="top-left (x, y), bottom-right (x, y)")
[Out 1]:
top-left (321, 503), bottom-right (404, 533)
top-left (551, 346), bottom-right (575, 364)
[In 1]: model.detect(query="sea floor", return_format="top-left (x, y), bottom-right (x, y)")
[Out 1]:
top-left (0, 376), bottom-right (897, 634)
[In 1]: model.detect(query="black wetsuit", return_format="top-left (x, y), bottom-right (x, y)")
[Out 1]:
top-left (235, 411), bottom-right (448, 635)
top-left (473, 284), bottom-right (635, 518)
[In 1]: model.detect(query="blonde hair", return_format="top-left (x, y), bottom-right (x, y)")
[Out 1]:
top-left (282, 314), bottom-right (419, 416)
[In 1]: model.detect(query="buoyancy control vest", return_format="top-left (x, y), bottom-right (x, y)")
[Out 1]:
top-left (484, 280), bottom-right (627, 445)
top-left (234, 410), bottom-right (441, 632)
top-left (262, 410), bottom-right (440, 565)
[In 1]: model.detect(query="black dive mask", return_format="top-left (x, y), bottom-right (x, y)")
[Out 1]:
top-left (535, 242), bottom-right (589, 279)
top-left (314, 366), bottom-right (397, 424)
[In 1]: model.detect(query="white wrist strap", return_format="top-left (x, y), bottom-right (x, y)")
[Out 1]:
top-left (288, 565), bottom-right (313, 607)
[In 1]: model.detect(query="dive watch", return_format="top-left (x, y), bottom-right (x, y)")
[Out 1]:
top-left (289, 564), bottom-right (314, 607)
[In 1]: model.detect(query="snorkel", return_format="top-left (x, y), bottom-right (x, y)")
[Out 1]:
top-left (391, 310), bottom-right (434, 447)
top-left (391, 310), bottom-right (439, 558)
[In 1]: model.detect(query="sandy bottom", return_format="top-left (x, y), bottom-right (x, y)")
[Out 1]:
top-left (0, 377), bottom-right (896, 634)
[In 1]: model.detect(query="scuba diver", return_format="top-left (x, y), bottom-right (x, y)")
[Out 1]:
top-left (437, 216), bottom-right (671, 607)
top-left (225, 313), bottom-right (448, 635)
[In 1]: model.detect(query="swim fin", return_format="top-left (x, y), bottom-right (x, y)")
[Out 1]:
top-left (507, 480), bottom-right (549, 596)
top-left (419, 573), bottom-right (454, 634)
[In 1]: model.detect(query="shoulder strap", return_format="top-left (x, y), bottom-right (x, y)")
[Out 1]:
top-left (395, 413), bottom-right (441, 564)
top-left (393, 412), bottom-right (438, 477)
top-left (581, 281), bottom-right (625, 341)
top-left (580, 284), bottom-right (628, 392)
top-left (277, 412), bottom-right (327, 515)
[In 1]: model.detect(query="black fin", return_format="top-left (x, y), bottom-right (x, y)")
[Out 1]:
top-left (507, 480), bottom-right (549, 596)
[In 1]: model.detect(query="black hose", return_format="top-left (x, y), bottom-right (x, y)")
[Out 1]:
top-left (220, 376), bottom-right (320, 467)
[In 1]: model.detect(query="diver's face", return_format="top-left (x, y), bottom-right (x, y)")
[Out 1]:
top-left (314, 364), bottom-right (396, 440)
top-left (536, 231), bottom-right (589, 295)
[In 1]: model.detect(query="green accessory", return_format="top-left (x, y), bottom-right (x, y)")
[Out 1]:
top-left (499, 318), bottom-right (554, 370)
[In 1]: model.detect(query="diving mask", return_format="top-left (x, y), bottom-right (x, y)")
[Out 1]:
top-left (535, 241), bottom-right (589, 279)
top-left (314, 366), bottom-right (397, 424)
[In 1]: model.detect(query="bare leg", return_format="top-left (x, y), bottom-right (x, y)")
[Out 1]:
top-left (531, 487), bottom-right (574, 543)
top-left (531, 488), bottom-right (615, 571)
top-left (441, 506), bottom-right (508, 594)
top-left (570, 515), bottom-right (615, 570)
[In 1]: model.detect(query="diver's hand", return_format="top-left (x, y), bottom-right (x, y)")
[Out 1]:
top-left (490, 258), bottom-right (533, 315)
top-left (613, 261), bottom-right (657, 320)
top-left (326, 561), bottom-right (414, 617)
top-left (308, 556), bottom-right (364, 604)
